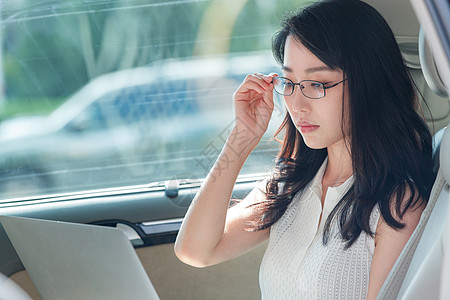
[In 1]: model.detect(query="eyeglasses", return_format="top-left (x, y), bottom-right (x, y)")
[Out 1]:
top-left (271, 77), bottom-right (347, 99)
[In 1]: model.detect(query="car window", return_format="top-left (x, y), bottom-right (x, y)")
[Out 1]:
top-left (0, 0), bottom-right (302, 201)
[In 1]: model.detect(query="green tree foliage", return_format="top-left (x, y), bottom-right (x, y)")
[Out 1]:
top-left (2, 0), bottom-right (205, 101)
top-left (1, 0), bottom-right (306, 111)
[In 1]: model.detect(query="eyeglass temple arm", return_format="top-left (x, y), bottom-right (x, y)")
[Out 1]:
top-left (323, 78), bottom-right (347, 90)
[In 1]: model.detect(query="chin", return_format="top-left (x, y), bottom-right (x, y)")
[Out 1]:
top-left (302, 139), bottom-right (327, 150)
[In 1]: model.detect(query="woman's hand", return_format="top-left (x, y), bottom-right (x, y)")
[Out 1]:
top-left (232, 72), bottom-right (277, 145)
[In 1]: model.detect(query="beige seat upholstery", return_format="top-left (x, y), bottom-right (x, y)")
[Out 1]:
top-left (0, 272), bottom-right (33, 300)
top-left (377, 125), bottom-right (449, 299)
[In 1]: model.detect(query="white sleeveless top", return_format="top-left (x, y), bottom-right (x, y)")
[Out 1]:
top-left (259, 158), bottom-right (381, 300)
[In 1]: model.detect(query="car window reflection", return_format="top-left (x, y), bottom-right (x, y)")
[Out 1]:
top-left (0, 0), bottom-right (293, 200)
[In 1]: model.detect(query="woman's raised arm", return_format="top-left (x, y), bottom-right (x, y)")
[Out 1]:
top-left (174, 73), bottom-right (276, 268)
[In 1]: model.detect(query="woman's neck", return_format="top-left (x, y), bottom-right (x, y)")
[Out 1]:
top-left (324, 139), bottom-right (353, 187)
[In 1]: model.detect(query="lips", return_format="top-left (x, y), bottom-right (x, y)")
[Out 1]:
top-left (297, 121), bottom-right (320, 133)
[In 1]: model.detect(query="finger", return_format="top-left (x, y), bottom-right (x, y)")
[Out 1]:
top-left (253, 72), bottom-right (277, 84)
top-left (265, 73), bottom-right (279, 83)
top-left (243, 74), bottom-right (270, 90)
top-left (251, 73), bottom-right (278, 89)
top-left (236, 80), bottom-right (267, 95)
top-left (260, 90), bottom-right (275, 108)
top-left (252, 72), bottom-right (266, 79)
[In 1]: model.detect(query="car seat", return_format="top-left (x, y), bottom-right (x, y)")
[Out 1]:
top-left (376, 125), bottom-right (449, 299)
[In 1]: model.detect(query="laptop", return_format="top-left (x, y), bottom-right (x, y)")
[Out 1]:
top-left (0, 215), bottom-right (160, 300)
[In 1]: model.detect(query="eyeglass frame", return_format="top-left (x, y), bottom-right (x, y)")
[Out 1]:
top-left (271, 77), bottom-right (347, 99)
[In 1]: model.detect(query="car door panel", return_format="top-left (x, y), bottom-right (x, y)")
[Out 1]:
top-left (1, 176), bottom-right (267, 299)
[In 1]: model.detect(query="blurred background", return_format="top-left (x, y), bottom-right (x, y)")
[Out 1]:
top-left (0, 0), bottom-right (305, 200)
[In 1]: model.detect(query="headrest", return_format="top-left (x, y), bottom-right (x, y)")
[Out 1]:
top-left (419, 27), bottom-right (448, 98)
top-left (440, 126), bottom-right (450, 183)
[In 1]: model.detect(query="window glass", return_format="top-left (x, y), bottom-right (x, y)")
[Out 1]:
top-left (0, 0), bottom-right (304, 200)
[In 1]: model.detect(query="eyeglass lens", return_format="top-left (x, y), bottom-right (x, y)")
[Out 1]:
top-left (272, 77), bottom-right (325, 99)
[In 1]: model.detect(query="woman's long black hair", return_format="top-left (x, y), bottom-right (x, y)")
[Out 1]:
top-left (246, 0), bottom-right (435, 248)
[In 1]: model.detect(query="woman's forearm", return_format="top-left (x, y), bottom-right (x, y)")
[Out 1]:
top-left (174, 126), bottom-right (259, 267)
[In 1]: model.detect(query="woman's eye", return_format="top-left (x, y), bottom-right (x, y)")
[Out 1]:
top-left (285, 82), bottom-right (294, 87)
top-left (281, 80), bottom-right (293, 88)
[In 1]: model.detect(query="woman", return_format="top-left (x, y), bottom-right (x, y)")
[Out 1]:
top-left (174, 0), bottom-right (435, 299)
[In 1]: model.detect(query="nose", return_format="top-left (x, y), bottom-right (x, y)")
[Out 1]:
top-left (286, 89), bottom-right (310, 113)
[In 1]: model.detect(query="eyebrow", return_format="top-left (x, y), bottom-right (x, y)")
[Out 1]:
top-left (282, 65), bottom-right (335, 74)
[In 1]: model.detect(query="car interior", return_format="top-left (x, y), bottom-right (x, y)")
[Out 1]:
top-left (0, 0), bottom-right (448, 299)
